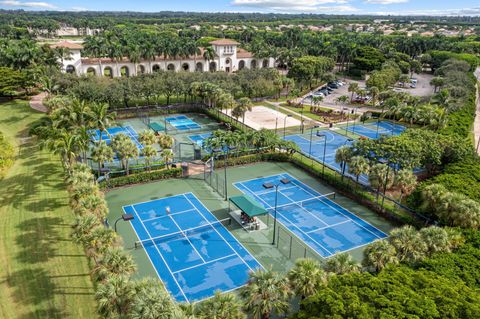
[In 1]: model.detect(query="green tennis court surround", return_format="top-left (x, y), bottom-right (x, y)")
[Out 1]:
top-left (229, 195), bottom-right (268, 217)
top-left (149, 122), bottom-right (165, 132)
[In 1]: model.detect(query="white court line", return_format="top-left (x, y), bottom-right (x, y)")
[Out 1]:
top-left (123, 194), bottom-right (193, 212)
top-left (183, 193), bottom-right (262, 272)
top-left (129, 205), bottom-right (189, 302)
top-left (306, 220), bottom-right (351, 234)
top-left (284, 174), bottom-right (388, 239)
top-left (236, 180), bottom-right (333, 257)
top-left (141, 208), bottom-right (198, 223)
top-left (167, 214), bottom-right (206, 264)
top-left (172, 253), bottom-right (237, 274)
top-left (254, 185), bottom-right (298, 196)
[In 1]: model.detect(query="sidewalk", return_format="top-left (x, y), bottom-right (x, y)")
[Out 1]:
top-left (29, 92), bottom-right (48, 113)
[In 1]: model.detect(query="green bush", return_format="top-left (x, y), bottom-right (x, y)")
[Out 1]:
top-left (0, 131), bottom-right (14, 178)
top-left (429, 50), bottom-right (479, 71)
top-left (100, 168), bottom-right (182, 189)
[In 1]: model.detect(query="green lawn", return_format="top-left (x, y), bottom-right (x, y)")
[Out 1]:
top-left (0, 100), bottom-right (96, 319)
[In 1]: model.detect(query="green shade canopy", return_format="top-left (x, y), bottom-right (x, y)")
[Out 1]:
top-left (149, 122), bottom-right (165, 132)
top-left (229, 195), bottom-right (268, 218)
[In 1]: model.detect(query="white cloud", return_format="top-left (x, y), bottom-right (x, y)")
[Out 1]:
top-left (370, 7), bottom-right (480, 16)
top-left (71, 6), bottom-right (88, 11)
top-left (231, 0), bottom-right (358, 13)
top-left (364, 0), bottom-right (408, 4)
top-left (0, 0), bottom-right (56, 8)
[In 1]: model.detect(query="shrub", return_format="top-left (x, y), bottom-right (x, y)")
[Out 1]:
top-left (100, 168), bottom-right (182, 189)
top-left (0, 131), bottom-right (14, 178)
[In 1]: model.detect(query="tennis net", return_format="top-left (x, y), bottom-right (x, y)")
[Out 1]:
top-left (134, 217), bottom-right (231, 249)
top-left (276, 192), bottom-right (336, 209)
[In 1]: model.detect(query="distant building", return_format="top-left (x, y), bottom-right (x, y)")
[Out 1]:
top-left (52, 39), bottom-right (275, 77)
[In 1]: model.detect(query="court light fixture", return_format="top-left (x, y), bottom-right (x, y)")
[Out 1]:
top-left (114, 213), bottom-right (134, 232)
top-left (263, 178), bottom-right (291, 245)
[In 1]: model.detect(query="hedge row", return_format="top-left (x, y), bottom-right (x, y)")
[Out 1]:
top-left (0, 131), bottom-right (14, 178)
top-left (100, 167), bottom-right (182, 189)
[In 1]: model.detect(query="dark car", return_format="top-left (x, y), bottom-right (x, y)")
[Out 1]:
top-left (319, 88), bottom-right (330, 95)
top-left (327, 82), bottom-right (339, 89)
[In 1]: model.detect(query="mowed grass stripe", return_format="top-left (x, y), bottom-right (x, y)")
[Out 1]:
top-left (0, 100), bottom-right (96, 319)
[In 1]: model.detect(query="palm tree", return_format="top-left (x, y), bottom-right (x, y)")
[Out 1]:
top-left (322, 253), bottom-right (361, 275)
top-left (157, 133), bottom-right (174, 149)
top-left (430, 77), bottom-right (445, 93)
top-left (71, 214), bottom-right (99, 247)
top-left (138, 130), bottom-right (157, 146)
top-left (127, 44), bottom-right (142, 76)
top-left (44, 131), bottom-right (81, 170)
top-left (394, 169), bottom-right (417, 201)
top-left (369, 86), bottom-right (380, 106)
top-left (91, 141), bottom-right (114, 174)
top-left (96, 275), bottom-right (135, 318)
top-left (76, 194), bottom-right (108, 221)
top-left (85, 226), bottom-right (118, 264)
top-left (240, 269), bottom-right (291, 319)
top-left (431, 88), bottom-right (450, 108)
top-left (93, 247), bottom-right (136, 282)
top-left (348, 82), bottom-right (359, 103)
top-left (129, 278), bottom-right (179, 319)
top-left (111, 134), bottom-right (139, 175)
top-left (160, 149), bottom-right (174, 168)
top-left (203, 46), bottom-right (216, 71)
top-left (419, 226), bottom-right (453, 256)
top-left (88, 102), bottom-right (115, 143)
top-left (335, 146), bottom-right (352, 180)
top-left (348, 156), bottom-right (370, 182)
top-left (287, 258), bottom-right (327, 299)
top-left (390, 225), bottom-right (427, 262)
top-left (368, 163), bottom-right (394, 200)
top-left (362, 240), bottom-right (398, 272)
top-left (141, 145), bottom-right (157, 172)
top-left (235, 97), bottom-right (253, 124)
top-left (335, 95), bottom-right (349, 106)
top-left (197, 291), bottom-right (245, 319)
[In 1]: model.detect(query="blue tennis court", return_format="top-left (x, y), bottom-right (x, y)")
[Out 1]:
top-left (284, 130), bottom-right (369, 185)
top-left (89, 126), bottom-right (143, 150)
top-left (188, 133), bottom-right (212, 146)
top-left (234, 173), bottom-right (387, 257)
top-left (166, 115), bottom-right (202, 130)
top-left (345, 121), bottom-right (406, 139)
top-left (123, 193), bottom-right (262, 303)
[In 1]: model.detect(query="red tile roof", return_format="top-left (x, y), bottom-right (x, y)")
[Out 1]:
top-left (209, 39), bottom-right (240, 46)
top-left (236, 48), bottom-right (254, 59)
top-left (50, 41), bottom-right (83, 50)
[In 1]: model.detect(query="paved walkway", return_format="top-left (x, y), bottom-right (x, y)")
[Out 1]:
top-left (29, 92), bottom-right (48, 113)
top-left (474, 67), bottom-right (480, 154)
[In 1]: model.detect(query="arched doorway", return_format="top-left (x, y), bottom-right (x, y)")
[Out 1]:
top-left (86, 67), bottom-right (96, 76)
top-left (195, 62), bottom-right (203, 72)
top-left (225, 58), bottom-right (231, 73)
top-left (120, 66), bottom-right (129, 77)
top-left (250, 60), bottom-right (257, 69)
top-left (167, 63), bottom-right (175, 71)
top-left (152, 64), bottom-right (161, 73)
top-left (103, 67), bottom-right (113, 78)
top-left (182, 63), bottom-right (189, 71)
top-left (262, 59), bottom-right (269, 68)
top-left (137, 65), bottom-right (145, 74)
top-left (238, 60), bottom-right (245, 70)
top-left (209, 62), bottom-right (217, 72)
top-left (65, 65), bottom-right (76, 74)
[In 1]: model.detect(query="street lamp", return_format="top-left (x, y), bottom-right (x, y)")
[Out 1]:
top-left (378, 158), bottom-right (391, 207)
top-left (343, 107), bottom-right (350, 136)
top-left (308, 125), bottom-right (320, 164)
top-left (214, 145), bottom-right (236, 201)
top-left (164, 106), bottom-right (171, 134)
top-left (263, 178), bottom-right (291, 245)
top-left (316, 132), bottom-right (327, 177)
top-left (340, 138), bottom-right (354, 180)
top-left (300, 106), bottom-right (305, 134)
top-left (283, 115), bottom-right (293, 138)
top-left (114, 213), bottom-right (134, 232)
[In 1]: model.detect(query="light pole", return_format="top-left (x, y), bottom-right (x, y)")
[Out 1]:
top-left (316, 132), bottom-right (327, 177)
top-left (274, 106), bottom-right (279, 134)
top-left (379, 158), bottom-right (390, 207)
top-left (308, 125), bottom-right (320, 164)
top-left (343, 107), bottom-right (350, 136)
top-left (283, 115), bottom-right (292, 138)
top-left (300, 106), bottom-right (304, 134)
top-left (263, 178), bottom-right (291, 245)
top-left (114, 213), bottom-right (134, 232)
top-left (214, 145), bottom-right (236, 201)
top-left (340, 138), bottom-right (354, 180)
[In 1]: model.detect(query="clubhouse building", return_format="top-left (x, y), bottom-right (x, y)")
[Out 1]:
top-left (52, 39), bottom-right (275, 77)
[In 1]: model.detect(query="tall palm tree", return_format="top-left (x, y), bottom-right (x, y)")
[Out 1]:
top-left (335, 146), bottom-right (352, 180)
top-left (198, 291), bottom-right (245, 319)
top-left (240, 269), bottom-right (291, 319)
top-left (129, 278), bottom-right (179, 319)
top-left (369, 86), bottom-right (380, 107)
top-left (287, 258), bottom-right (327, 299)
top-left (394, 169), bottom-right (417, 201)
top-left (88, 102), bottom-right (115, 143)
top-left (157, 133), bottom-right (174, 149)
top-left (203, 46), bottom-right (216, 71)
top-left (141, 145), bottom-right (157, 172)
top-left (91, 141), bottom-right (114, 174)
top-left (71, 214), bottom-right (100, 247)
top-left (127, 44), bottom-right (142, 76)
top-left (44, 131), bottom-right (81, 170)
top-left (95, 275), bottom-right (135, 318)
top-left (390, 225), bottom-right (427, 262)
top-left (160, 149), bottom-right (174, 168)
top-left (93, 247), bottom-right (136, 282)
top-left (322, 253), bottom-right (361, 275)
top-left (419, 226), bottom-right (453, 256)
top-left (362, 240), bottom-right (398, 272)
top-left (368, 163), bottom-right (393, 199)
top-left (348, 82), bottom-right (359, 103)
top-left (111, 134), bottom-right (139, 175)
top-left (348, 156), bottom-right (370, 182)
top-left (85, 226), bottom-right (118, 264)
top-left (76, 194), bottom-right (108, 220)
top-left (138, 130), bottom-right (157, 146)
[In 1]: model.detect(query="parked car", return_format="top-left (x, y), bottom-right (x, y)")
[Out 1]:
top-left (328, 82), bottom-right (339, 89)
top-left (319, 88), bottom-right (330, 95)
top-left (335, 80), bottom-right (345, 86)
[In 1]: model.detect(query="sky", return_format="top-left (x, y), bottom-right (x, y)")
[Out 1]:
top-left (0, 0), bottom-right (480, 16)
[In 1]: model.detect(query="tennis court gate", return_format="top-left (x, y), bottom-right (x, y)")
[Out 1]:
top-left (275, 224), bottom-right (320, 261)
top-left (203, 157), bottom-right (226, 199)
